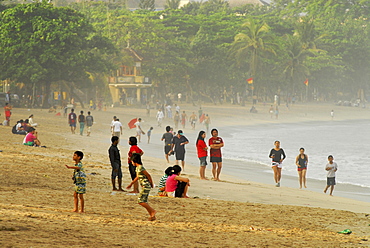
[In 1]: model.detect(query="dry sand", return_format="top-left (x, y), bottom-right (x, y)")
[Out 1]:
top-left (1, 102), bottom-right (370, 247)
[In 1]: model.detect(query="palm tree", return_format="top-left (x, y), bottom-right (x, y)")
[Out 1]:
top-left (165, 0), bottom-right (181, 9)
top-left (230, 18), bottom-right (277, 103)
top-left (283, 34), bottom-right (311, 96)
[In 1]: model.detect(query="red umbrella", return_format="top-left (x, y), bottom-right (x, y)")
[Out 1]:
top-left (199, 114), bottom-right (205, 123)
top-left (128, 118), bottom-right (138, 129)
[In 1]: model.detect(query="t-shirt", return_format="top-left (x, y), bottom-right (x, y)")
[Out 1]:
top-left (86, 115), bottom-right (94, 126)
top-left (78, 114), bottom-right (85, 123)
top-left (111, 121), bottom-right (122, 132)
top-left (197, 139), bottom-right (207, 158)
top-left (25, 132), bottom-right (36, 143)
top-left (68, 113), bottom-right (77, 123)
top-left (128, 145), bottom-right (143, 164)
top-left (108, 144), bottom-right (121, 169)
top-left (165, 174), bottom-right (178, 192)
top-left (135, 121), bottom-right (141, 131)
top-left (326, 162), bottom-right (338, 178)
top-left (162, 132), bottom-right (173, 146)
top-left (269, 148), bottom-right (286, 162)
top-left (209, 137), bottom-right (223, 158)
top-left (136, 164), bottom-right (151, 188)
top-left (172, 135), bottom-right (188, 153)
top-left (16, 122), bottom-right (23, 131)
top-left (158, 174), bottom-right (168, 192)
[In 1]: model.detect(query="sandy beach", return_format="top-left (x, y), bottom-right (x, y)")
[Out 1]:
top-left (1, 102), bottom-right (370, 247)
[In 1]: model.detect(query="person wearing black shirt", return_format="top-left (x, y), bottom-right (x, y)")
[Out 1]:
top-left (269, 140), bottom-right (286, 187)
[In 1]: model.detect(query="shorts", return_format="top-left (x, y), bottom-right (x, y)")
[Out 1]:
top-left (24, 141), bottom-right (34, 146)
top-left (166, 191), bottom-right (175, 197)
top-left (111, 166), bottom-right (122, 179)
top-left (175, 151), bottom-right (185, 161)
top-left (327, 177), bottom-right (336, 186)
top-left (136, 130), bottom-right (142, 136)
top-left (113, 132), bottom-right (120, 137)
top-left (271, 162), bottom-right (283, 168)
top-left (87, 126), bottom-right (92, 132)
top-left (199, 156), bottom-right (207, 166)
top-left (138, 187), bottom-right (151, 203)
top-left (297, 167), bottom-right (307, 171)
top-left (164, 145), bottom-right (171, 155)
top-left (128, 162), bottom-right (137, 180)
top-left (70, 123), bottom-right (76, 127)
top-left (210, 157), bottom-right (222, 163)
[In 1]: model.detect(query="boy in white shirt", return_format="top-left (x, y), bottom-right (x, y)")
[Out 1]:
top-left (324, 155), bottom-right (338, 196)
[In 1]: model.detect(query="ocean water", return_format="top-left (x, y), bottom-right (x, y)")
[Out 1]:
top-left (222, 120), bottom-right (370, 189)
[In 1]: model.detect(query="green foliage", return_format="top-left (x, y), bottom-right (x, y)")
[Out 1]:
top-left (139, 0), bottom-right (155, 11)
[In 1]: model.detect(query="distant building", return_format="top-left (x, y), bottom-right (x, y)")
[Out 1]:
top-left (108, 48), bottom-right (151, 105)
top-left (228, 0), bottom-right (268, 8)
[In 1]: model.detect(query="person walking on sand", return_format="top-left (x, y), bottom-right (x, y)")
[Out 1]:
top-left (324, 155), bottom-right (338, 196)
top-left (174, 111), bottom-right (180, 129)
top-left (65, 151), bottom-right (86, 213)
top-left (128, 136), bottom-right (144, 193)
top-left (135, 118), bottom-right (145, 143)
top-left (147, 127), bottom-right (153, 144)
top-left (85, 111), bottom-right (94, 136)
top-left (161, 126), bottom-right (173, 163)
top-left (204, 114), bottom-right (211, 133)
top-left (295, 147), bottom-right (308, 189)
top-left (108, 136), bottom-right (125, 191)
top-left (110, 116), bottom-right (117, 135)
top-left (331, 110), bottom-right (334, 120)
top-left (4, 103), bottom-right (12, 126)
top-left (209, 129), bottom-right (224, 181)
top-left (126, 153), bottom-right (156, 221)
top-left (196, 131), bottom-right (208, 180)
top-left (269, 105), bottom-right (274, 118)
top-left (181, 111), bottom-right (187, 129)
top-left (68, 109), bottom-right (77, 134)
top-left (189, 112), bottom-right (197, 130)
top-left (78, 110), bottom-right (85, 136)
top-left (275, 106), bottom-right (279, 119)
top-left (111, 118), bottom-right (123, 138)
top-left (269, 140), bottom-right (286, 187)
top-left (156, 109), bottom-right (164, 127)
top-left (169, 130), bottom-right (189, 171)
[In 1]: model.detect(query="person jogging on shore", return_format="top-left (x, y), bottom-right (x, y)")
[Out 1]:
top-left (269, 140), bottom-right (286, 187)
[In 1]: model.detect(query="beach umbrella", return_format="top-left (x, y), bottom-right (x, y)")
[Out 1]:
top-left (128, 118), bottom-right (138, 129)
top-left (199, 114), bottom-right (205, 123)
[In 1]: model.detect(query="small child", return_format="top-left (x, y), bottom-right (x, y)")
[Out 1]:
top-left (127, 153), bottom-right (156, 221)
top-left (147, 127), bottom-right (153, 144)
top-left (324, 155), bottom-right (338, 196)
top-left (65, 151), bottom-right (86, 213)
top-left (158, 166), bottom-right (173, 196)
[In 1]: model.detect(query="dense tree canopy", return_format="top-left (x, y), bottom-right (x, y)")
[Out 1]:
top-left (1, 0), bottom-right (369, 105)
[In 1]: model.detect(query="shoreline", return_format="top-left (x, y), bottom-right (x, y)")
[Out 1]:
top-left (1, 103), bottom-right (370, 247)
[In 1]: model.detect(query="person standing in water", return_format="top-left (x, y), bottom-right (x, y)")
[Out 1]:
top-left (269, 140), bottom-right (286, 187)
top-left (295, 147), bottom-right (308, 189)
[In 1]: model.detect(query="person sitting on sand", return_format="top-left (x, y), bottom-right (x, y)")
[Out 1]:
top-left (158, 166), bottom-right (173, 196)
top-left (165, 165), bottom-right (190, 198)
top-left (28, 114), bottom-right (37, 127)
top-left (295, 147), bottom-right (308, 189)
top-left (14, 119), bottom-right (27, 135)
top-left (65, 151), bottom-right (86, 213)
top-left (126, 153), bottom-right (156, 221)
top-left (48, 106), bottom-right (57, 113)
top-left (128, 136), bottom-right (144, 193)
top-left (23, 127), bottom-right (41, 147)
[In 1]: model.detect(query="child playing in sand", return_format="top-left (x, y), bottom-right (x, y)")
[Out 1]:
top-left (147, 127), bottom-right (153, 144)
top-left (65, 151), bottom-right (86, 213)
top-left (324, 155), bottom-right (337, 196)
top-left (126, 153), bottom-right (156, 221)
top-left (158, 166), bottom-right (173, 196)
top-left (165, 165), bottom-right (190, 198)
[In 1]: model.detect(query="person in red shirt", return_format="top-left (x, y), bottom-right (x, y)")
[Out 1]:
top-left (196, 131), bottom-right (208, 180)
top-left (4, 103), bottom-right (12, 126)
top-left (128, 136), bottom-right (144, 193)
top-left (208, 129), bottom-right (224, 181)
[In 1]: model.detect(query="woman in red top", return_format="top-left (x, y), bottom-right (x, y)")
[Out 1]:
top-left (128, 136), bottom-right (144, 193)
top-left (196, 131), bottom-right (208, 180)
